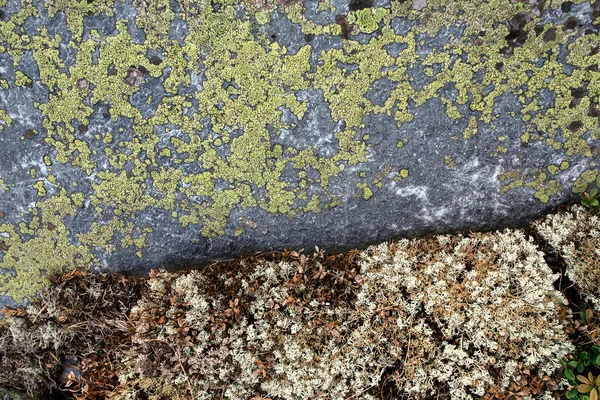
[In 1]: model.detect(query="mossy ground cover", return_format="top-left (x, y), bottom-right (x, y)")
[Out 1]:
top-left (2, 202), bottom-right (600, 399)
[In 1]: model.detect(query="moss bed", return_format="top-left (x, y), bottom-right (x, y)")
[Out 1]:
top-left (1, 202), bottom-right (600, 399)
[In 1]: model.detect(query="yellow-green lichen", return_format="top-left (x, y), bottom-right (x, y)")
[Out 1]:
top-left (33, 180), bottom-right (46, 197)
top-left (463, 116), bottom-right (478, 140)
top-left (159, 148), bottom-right (172, 158)
top-left (547, 164), bottom-right (560, 175)
top-left (494, 145), bottom-right (508, 156)
top-left (0, 190), bottom-right (96, 302)
top-left (0, 109), bottom-right (12, 131)
top-left (573, 169), bottom-right (599, 193)
top-left (303, 195), bottom-right (321, 213)
top-left (444, 155), bottom-right (456, 169)
top-left (356, 182), bottom-right (373, 200)
top-left (14, 70), bottom-right (32, 87)
top-left (347, 8), bottom-right (388, 34)
top-left (499, 170), bottom-right (526, 195)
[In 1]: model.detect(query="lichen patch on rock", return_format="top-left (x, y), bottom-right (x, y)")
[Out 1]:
top-left (0, 0), bottom-right (599, 305)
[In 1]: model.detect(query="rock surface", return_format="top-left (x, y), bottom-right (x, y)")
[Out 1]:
top-left (0, 0), bottom-right (599, 306)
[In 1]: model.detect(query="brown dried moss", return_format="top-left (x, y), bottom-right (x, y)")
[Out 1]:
top-left (0, 270), bottom-right (145, 397)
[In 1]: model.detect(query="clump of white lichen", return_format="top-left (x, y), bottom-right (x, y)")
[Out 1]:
top-left (352, 230), bottom-right (573, 398)
top-left (109, 229), bottom-right (573, 399)
top-left (535, 205), bottom-right (600, 311)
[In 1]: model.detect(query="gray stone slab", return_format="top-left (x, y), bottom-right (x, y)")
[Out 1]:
top-left (0, 0), bottom-right (599, 306)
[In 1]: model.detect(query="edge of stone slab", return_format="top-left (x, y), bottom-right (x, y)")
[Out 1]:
top-left (0, 198), bottom-right (584, 314)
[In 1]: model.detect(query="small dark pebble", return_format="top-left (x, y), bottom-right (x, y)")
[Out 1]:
top-left (304, 33), bottom-right (315, 42)
top-left (0, 241), bottom-right (9, 252)
top-left (271, 34), bottom-right (277, 39)
top-left (589, 104), bottom-right (600, 118)
top-left (47, 222), bottom-right (56, 231)
top-left (543, 27), bottom-right (556, 42)
top-left (77, 78), bottom-right (88, 90)
top-left (505, 30), bottom-right (520, 41)
top-left (103, 112), bottom-right (110, 119)
top-left (571, 88), bottom-right (586, 98)
top-left (0, 211), bottom-right (5, 219)
top-left (591, 146), bottom-right (600, 157)
top-left (0, 10), bottom-right (4, 20)
top-left (568, 121), bottom-right (583, 132)
top-left (514, 31), bottom-right (528, 45)
top-left (25, 129), bottom-right (36, 139)
top-left (569, 98), bottom-right (581, 108)
top-left (336, 15), bottom-right (351, 40)
top-left (500, 46), bottom-right (513, 57)
top-left (495, 61), bottom-right (504, 71)
top-left (78, 125), bottom-right (88, 134)
top-left (124, 67), bottom-right (144, 87)
top-left (137, 65), bottom-right (149, 75)
top-left (108, 67), bottom-right (118, 76)
top-left (534, 25), bottom-right (544, 36)
top-left (591, 47), bottom-right (599, 56)
top-left (148, 55), bottom-right (163, 65)
top-left (564, 16), bottom-right (580, 31)
top-left (58, 356), bottom-right (81, 384)
top-left (349, 0), bottom-right (373, 12)
top-left (561, 1), bottom-right (573, 12)
top-left (586, 64), bottom-right (599, 72)
top-left (510, 12), bottom-right (531, 31)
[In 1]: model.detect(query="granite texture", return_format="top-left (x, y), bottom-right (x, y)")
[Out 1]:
top-left (0, 0), bottom-right (599, 307)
